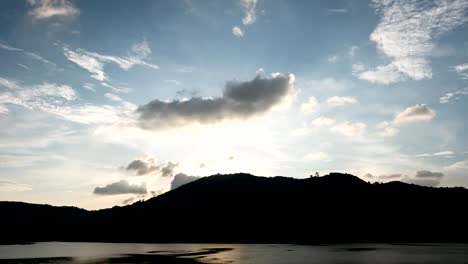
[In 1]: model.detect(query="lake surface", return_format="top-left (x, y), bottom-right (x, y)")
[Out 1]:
top-left (0, 242), bottom-right (468, 263)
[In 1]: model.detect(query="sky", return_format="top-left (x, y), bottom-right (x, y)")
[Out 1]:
top-left (0, 0), bottom-right (468, 210)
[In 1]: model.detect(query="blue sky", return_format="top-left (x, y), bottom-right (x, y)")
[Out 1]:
top-left (1, 0), bottom-right (468, 209)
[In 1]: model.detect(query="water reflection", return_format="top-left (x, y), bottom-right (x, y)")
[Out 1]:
top-left (1, 243), bottom-right (468, 264)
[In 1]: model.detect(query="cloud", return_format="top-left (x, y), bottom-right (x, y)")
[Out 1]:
top-left (0, 77), bottom-right (135, 125)
top-left (325, 96), bottom-right (358, 107)
top-left (0, 42), bottom-right (55, 67)
top-left (100, 82), bottom-right (132, 94)
top-left (63, 39), bottom-right (158, 81)
top-left (126, 159), bottom-right (159, 176)
top-left (327, 8), bottom-right (348, 13)
top-left (366, 170), bottom-right (444, 187)
top-left (331, 121), bottom-right (367, 137)
top-left (444, 159), bottom-right (468, 170)
top-left (170, 173), bottom-right (200, 190)
top-left (240, 0), bottom-right (257, 25)
top-left (232, 26), bottom-right (244, 37)
top-left (310, 117), bottom-right (336, 127)
top-left (301, 95), bottom-right (357, 115)
top-left (416, 151), bottom-right (454, 158)
top-left (93, 180), bottom-right (147, 195)
top-left (304, 152), bottom-right (329, 161)
top-left (327, 55), bottom-right (339, 63)
top-left (377, 121), bottom-right (400, 137)
top-left (0, 78), bottom-right (76, 115)
top-left (161, 161), bottom-right (178, 177)
top-left (82, 83), bottom-right (96, 92)
top-left (164, 80), bottom-right (181, 85)
top-left (355, 0), bottom-right (468, 84)
top-left (454, 63), bottom-right (468, 79)
top-left (404, 170), bottom-right (444, 187)
top-left (393, 104), bottom-right (436, 125)
top-left (440, 87), bottom-right (468, 103)
top-left (0, 181), bottom-right (32, 192)
top-left (137, 72), bottom-right (296, 129)
top-left (63, 47), bottom-right (105, 81)
top-left (122, 197), bottom-right (135, 205)
top-left (300, 96), bottom-right (318, 115)
top-left (124, 157), bottom-right (178, 177)
top-left (27, 0), bottom-right (80, 19)
top-left (105, 93), bottom-right (123, 102)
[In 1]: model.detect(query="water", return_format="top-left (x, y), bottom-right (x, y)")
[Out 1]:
top-left (0, 242), bottom-right (467, 263)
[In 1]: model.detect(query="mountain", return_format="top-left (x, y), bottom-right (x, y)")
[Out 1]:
top-left (2, 172), bottom-right (468, 244)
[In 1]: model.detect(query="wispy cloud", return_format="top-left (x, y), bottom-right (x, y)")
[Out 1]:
top-left (416, 151), bottom-right (454, 158)
top-left (355, 0), bottom-right (468, 84)
top-left (63, 39), bottom-right (158, 81)
top-left (27, 0), bottom-right (80, 20)
top-left (440, 87), bottom-right (468, 103)
top-left (0, 77), bottom-right (135, 125)
top-left (0, 42), bottom-right (55, 67)
top-left (327, 8), bottom-right (348, 14)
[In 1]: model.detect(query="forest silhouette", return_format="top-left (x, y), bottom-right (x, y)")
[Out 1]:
top-left (1, 173), bottom-right (468, 244)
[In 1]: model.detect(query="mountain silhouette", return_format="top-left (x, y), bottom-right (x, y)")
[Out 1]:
top-left (2, 172), bottom-right (468, 244)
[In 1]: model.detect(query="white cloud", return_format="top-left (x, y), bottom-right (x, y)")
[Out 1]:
top-left (27, 0), bottom-right (80, 19)
top-left (394, 104), bottom-right (436, 125)
top-left (416, 151), bottom-right (454, 157)
top-left (331, 121), bottom-right (367, 137)
top-left (310, 117), bottom-right (336, 127)
top-left (63, 47), bottom-right (105, 81)
top-left (357, 0), bottom-right (468, 84)
top-left (105, 93), bottom-right (123, 102)
top-left (304, 152), bottom-right (329, 161)
top-left (454, 63), bottom-right (468, 79)
top-left (0, 77), bottom-right (135, 125)
top-left (325, 96), bottom-right (358, 107)
top-left (63, 39), bottom-right (158, 81)
top-left (164, 80), bottom-right (181, 85)
top-left (101, 82), bottom-right (132, 93)
top-left (232, 26), bottom-right (244, 37)
top-left (240, 0), bottom-right (257, 25)
top-left (83, 83), bottom-right (96, 92)
top-left (355, 63), bottom-right (405, 84)
top-left (440, 87), bottom-right (468, 103)
top-left (377, 121), bottom-right (400, 137)
top-left (445, 159), bottom-right (468, 170)
top-left (300, 96), bottom-right (318, 115)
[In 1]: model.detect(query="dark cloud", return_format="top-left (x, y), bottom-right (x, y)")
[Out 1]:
top-left (137, 73), bottom-right (295, 129)
top-left (122, 197), bottom-right (135, 205)
top-left (404, 170), bottom-right (444, 187)
top-left (124, 158), bottom-right (178, 177)
top-left (366, 170), bottom-right (444, 187)
top-left (161, 161), bottom-right (178, 177)
top-left (126, 159), bottom-right (159, 176)
top-left (170, 173), bottom-right (200, 190)
top-left (94, 180), bottom-right (147, 195)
